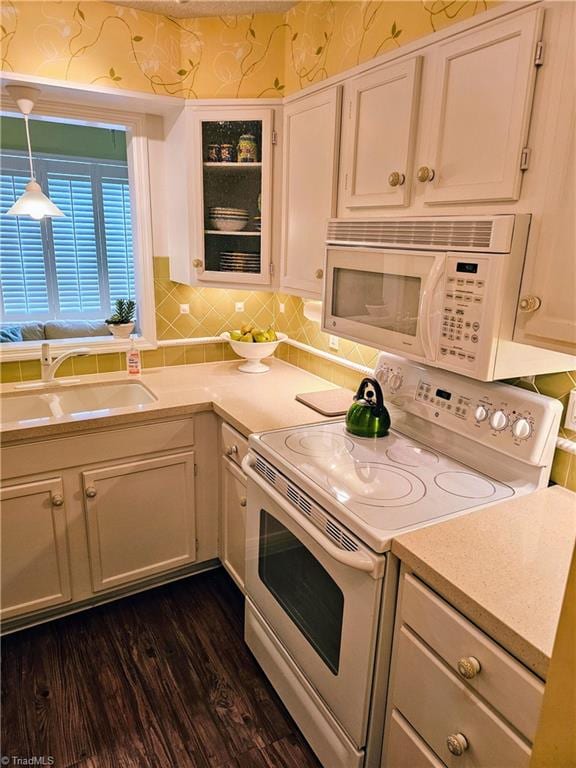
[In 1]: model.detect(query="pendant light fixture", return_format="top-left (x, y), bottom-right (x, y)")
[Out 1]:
top-left (5, 85), bottom-right (65, 220)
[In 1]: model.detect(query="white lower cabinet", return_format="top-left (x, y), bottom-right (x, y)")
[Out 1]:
top-left (0, 414), bottom-right (219, 627)
top-left (382, 572), bottom-right (542, 768)
top-left (220, 422), bottom-right (249, 592)
top-left (221, 457), bottom-right (247, 592)
top-left (83, 452), bottom-right (196, 592)
top-left (0, 477), bottom-right (72, 620)
top-left (386, 710), bottom-right (445, 768)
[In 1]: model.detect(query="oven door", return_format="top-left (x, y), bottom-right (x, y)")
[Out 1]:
top-left (323, 247), bottom-right (446, 362)
top-left (242, 454), bottom-right (384, 748)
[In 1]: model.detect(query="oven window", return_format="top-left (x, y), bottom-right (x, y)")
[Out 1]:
top-left (332, 268), bottom-right (420, 336)
top-left (258, 510), bottom-right (344, 674)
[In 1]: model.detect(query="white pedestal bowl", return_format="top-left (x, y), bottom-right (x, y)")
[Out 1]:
top-left (221, 332), bottom-right (287, 373)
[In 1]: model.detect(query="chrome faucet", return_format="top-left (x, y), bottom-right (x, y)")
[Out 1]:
top-left (41, 342), bottom-right (90, 383)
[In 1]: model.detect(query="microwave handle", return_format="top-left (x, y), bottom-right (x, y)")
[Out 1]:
top-left (420, 253), bottom-right (446, 361)
top-left (242, 454), bottom-right (378, 576)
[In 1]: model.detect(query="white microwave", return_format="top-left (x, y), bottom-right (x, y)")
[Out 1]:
top-left (323, 215), bottom-right (574, 381)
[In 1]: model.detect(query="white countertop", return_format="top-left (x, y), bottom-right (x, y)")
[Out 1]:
top-left (0, 359), bottom-right (341, 444)
top-left (392, 485), bottom-right (576, 679)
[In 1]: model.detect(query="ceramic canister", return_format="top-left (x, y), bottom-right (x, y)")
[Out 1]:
top-left (220, 144), bottom-right (235, 162)
top-left (207, 144), bottom-right (220, 162)
top-left (237, 134), bottom-right (257, 163)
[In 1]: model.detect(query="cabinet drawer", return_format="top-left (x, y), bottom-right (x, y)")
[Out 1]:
top-left (221, 422), bottom-right (248, 468)
top-left (393, 626), bottom-right (531, 768)
top-left (386, 709), bottom-right (445, 768)
top-left (2, 418), bottom-right (195, 479)
top-left (401, 575), bottom-right (543, 741)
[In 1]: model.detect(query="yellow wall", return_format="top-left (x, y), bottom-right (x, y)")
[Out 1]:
top-left (0, 0), bottom-right (286, 98)
top-left (282, 0), bottom-right (497, 94)
top-left (2, 0), bottom-right (575, 489)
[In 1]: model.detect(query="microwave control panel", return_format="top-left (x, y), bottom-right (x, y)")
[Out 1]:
top-left (438, 256), bottom-right (491, 370)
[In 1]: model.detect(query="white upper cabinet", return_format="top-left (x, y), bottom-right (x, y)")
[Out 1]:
top-left (280, 87), bottom-right (341, 298)
top-left (338, 57), bottom-right (422, 213)
top-left (418, 10), bottom-right (543, 205)
top-left (167, 106), bottom-right (277, 288)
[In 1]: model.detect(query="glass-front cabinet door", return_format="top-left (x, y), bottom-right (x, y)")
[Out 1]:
top-left (190, 109), bottom-right (273, 285)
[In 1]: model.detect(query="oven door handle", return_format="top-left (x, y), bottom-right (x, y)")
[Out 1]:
top-left (420, 252), bottom-right (446, 362)
top-left (242, 454), bottom-right (379, 576)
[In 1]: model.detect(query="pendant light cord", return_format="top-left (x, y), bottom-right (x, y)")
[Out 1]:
top-left (23, 115), bottom-right (35, 180)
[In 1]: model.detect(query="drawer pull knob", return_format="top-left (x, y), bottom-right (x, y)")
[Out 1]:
top-left (315, 269), bottom-right (324, 279)
top-left (85, 486), bottom-right (97, 498)
top-left (417, 165), bottom-right (435, 183)
top-left (240, 497), bottom-right (247, 507)
top-left (51, 493), bottom-right (64, 507)
top-left (457, 656), bottom-right (481, 679)
top-left (447, 733), bottom-right (469, 756)
top-left (226, 445), bottom-right (238, 456)
top-left (388, 171), bottom-right (406, 187)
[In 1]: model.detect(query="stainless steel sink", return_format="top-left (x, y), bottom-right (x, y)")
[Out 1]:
top-left (1, 380), bottom-right (157, 426)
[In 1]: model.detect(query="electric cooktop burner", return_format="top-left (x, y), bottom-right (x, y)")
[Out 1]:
top-left (434, 471), bottom-right (497, 499)
top-left (258, 420), bottom-right (514, 535)
top-left (327, 463), bottom-right (426, 507)
top-left (285, 431), bottom-right (354, 456)
top-left (386, 444), bottom-right (439, 467)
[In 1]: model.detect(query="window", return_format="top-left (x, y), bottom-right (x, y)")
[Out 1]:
top-left (0, 152), bottom-right (135, 322)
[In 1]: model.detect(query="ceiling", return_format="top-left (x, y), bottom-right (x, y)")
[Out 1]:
top-left (114, 0), bottom-right (296, 17)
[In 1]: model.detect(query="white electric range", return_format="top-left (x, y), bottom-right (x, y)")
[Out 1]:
top-left (242, 353), bottom-right (562, 768)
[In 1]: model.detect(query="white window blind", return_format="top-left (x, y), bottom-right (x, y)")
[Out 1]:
top-left (0, 153), bottom-right (135, 322)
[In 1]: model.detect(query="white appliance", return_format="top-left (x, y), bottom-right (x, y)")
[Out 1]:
top-left (322, 215), bottom-right (575, 381)
top-left (242, 353), bottom-right (562, 768)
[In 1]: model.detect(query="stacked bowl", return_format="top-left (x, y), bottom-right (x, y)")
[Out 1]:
top-left (209, 207), bottom-right (249, 232)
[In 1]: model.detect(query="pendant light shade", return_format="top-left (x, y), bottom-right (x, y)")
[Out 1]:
top-left (6, 179), bottom-right (65, 219)
top-left (4, 84), bottom-right (65, 220)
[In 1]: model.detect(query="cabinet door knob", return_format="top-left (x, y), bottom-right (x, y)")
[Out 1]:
top-left (417, 166), bottom-right (435, 182)
top-left (226, 445), bottom-right (238, 456)
top-left (315, 269), bottom-right (324, 279)
top-left (519, 295), bottom-right (542, 313)
top-left (85, 486), bottom-right (97, 498)
top-left (446, 733), bottom-right (469, 757)
top-left (193, 259), bottom-right (203, 269)
top-left (51, 493), bottom-right (64, 507)
top-left (388, 171), bottom-right (406, 187)
top-left (457, 656), bottom-right (481, 679)
top-left (240, 497), bottom-right (247, 507)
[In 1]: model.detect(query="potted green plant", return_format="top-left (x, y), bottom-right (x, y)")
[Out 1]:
top-left (106, 299), bottom-right (136, 339)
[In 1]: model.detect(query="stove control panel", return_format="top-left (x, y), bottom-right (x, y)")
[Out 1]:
top-left (374, 353), bottom-right (562, 465)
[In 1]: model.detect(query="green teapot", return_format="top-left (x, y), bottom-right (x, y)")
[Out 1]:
top-left (346, 377), bottom-right (391, 438)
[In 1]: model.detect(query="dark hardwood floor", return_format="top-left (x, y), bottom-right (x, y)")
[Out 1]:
top-left (1, 569), bottom-right (322, 768)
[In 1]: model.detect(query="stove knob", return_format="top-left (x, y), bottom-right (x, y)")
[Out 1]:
top-left (389, 373), bottom-right (403, 392)
top-left (474, 405), bottom-right (488, 423)
top-left (489, 410), bottom-right (508, 431)
top-left (512, 418), bottom-right (532, 440)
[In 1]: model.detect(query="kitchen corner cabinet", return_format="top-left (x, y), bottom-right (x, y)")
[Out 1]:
top-left (0, 478), bottom-right (72, 621)
top-left (0, 414), bottom-right (219, 627)
top-left (280, 87), bottom-right (341, 298)
top-left (339, 58), bottom-right (422, 212)
top-left (220, 422), bottom-right (248, 592)
top-left (189, 108), bottom-right (274, 286)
